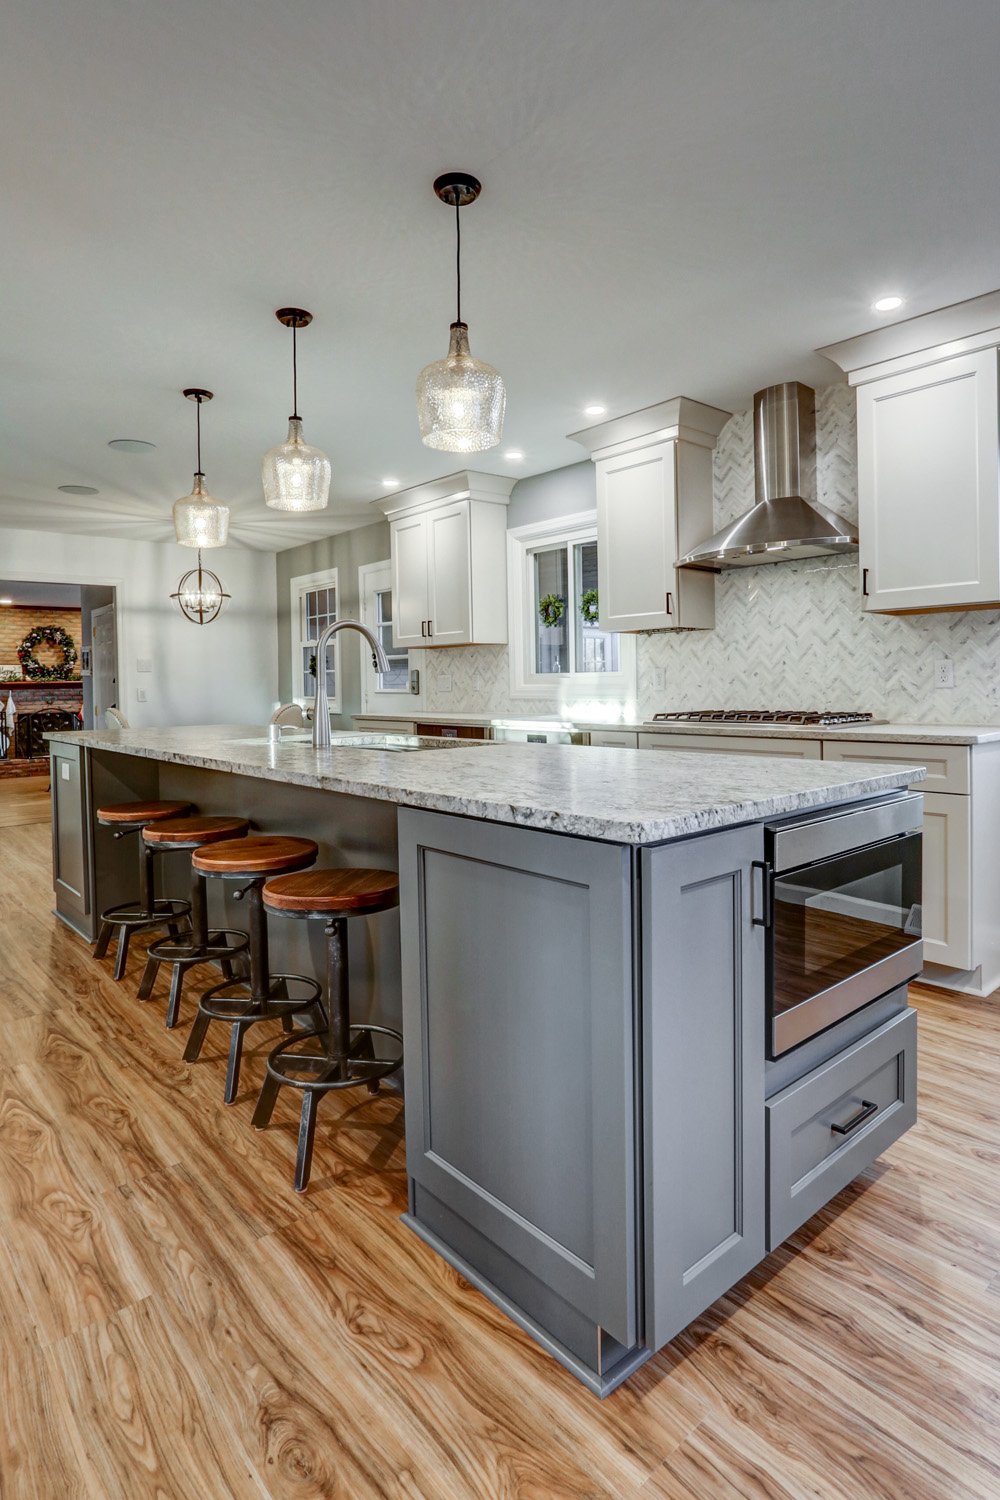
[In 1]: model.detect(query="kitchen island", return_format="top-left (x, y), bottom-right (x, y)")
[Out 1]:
top-left (47, 724), bottom-right (925, 1394)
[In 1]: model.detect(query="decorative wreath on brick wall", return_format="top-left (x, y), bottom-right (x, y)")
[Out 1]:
top-left (17, 624), bottom-right (79, 680)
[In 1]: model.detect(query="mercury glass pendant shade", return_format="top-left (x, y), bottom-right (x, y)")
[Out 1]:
top-left (172, 473), bottom-right (230, 548)
top-left (262, 417), bottom-right (331, 511)
top-left (416, 322), bottom-right (506, 453)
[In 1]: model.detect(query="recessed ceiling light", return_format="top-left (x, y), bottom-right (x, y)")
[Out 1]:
top-left (108, 438), bottom-right (157, 452)
top-left (504, 449), bottom-right (524, 461)
top-left (872, 295), bottom-right (904, 314)
top-left (58, 484), bottom-right (100, 495)
top-left (583, 403), bottom-right (607, 418)
top-left (382, 477), bottom-right (400, 488)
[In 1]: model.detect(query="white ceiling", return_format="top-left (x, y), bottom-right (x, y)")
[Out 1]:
top-left (2, 0), bottom-right (999, 552)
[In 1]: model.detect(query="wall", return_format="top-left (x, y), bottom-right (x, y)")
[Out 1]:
top-left (0, 605), bottom-right (82, 673)
top-left (275, 519), bottom-right (391, 727)
top-left (0, 528), bottom-right (279, 727)
top-left (412, 384), bottom-right (1000, 726)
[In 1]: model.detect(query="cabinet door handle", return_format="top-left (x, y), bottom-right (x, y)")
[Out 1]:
top-left (750, 861), bottom-right (773, 928)
top-left (426, 619), bottom-right (433, 638)
top-left (665, 591), bottom-right (673, 616)
top-left (831, 1099), bottom-right (878, 1135)
top-left (862, 567), bottom-right (869, 598)
top-left (420, 620), bottom-right (427, 638)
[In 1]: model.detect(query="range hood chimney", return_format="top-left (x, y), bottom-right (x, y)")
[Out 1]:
top-left (677, 382), bottom-right (858, 569)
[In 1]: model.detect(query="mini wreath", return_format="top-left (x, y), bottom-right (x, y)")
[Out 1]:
top-left (537, 593), bottom-right (566, 627)
top-left (579, 588), bottom-right (600, 625)
top-left (17, 624), bottom-right (79, 681)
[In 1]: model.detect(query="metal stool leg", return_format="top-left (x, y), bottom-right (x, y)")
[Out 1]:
top-left (326, 917), bottom-right (350, 1078)
top-left (183, 1007), bottom-right (212, 1063)
top-left (137, 953), bottom-right (159, 1000)
top-left (223, 1020), bottom-right (249, 1105)
top-left (251, 1069), bottom-right (281, 1130)
top-left (165, 963), bottom-right (185, 1029)
top-left (294, 1090), bottom-right (319, 1193)
top-left (94, 920), bottom-right (113, 960)
top-left (113, 926), bottom-right (132, 981)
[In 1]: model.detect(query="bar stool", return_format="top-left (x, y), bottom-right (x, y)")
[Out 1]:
top-left (252, 868), bottom-right (403, 1193)
top-left (94, 800), bottom-right (194, 980)
top-left (183, 836), bottom-right (324, 1104)
top-left (137, 814), bottom-right (252, 1028)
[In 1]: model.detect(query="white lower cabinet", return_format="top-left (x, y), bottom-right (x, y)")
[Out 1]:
top-left (918, 792), bottom-right (973, 970)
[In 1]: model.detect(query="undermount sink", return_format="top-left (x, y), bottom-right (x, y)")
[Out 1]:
top-left (230, 731), bottom-right (477, 753)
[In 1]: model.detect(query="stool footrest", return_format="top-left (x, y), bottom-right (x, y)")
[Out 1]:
top-left (197, 974), bottom-right (322, 1023)
top-left (98, 896), bottom-right (191, 928)
top-left (147, 929), bottom-right (249, 965)
top-left (263, 1024), bottom-right (404, 1091)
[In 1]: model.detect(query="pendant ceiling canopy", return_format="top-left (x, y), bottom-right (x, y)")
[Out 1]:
top-left (416, 172), bottom-right (506, 454)
top-left (262, 308), bottom-right (331, 512)
top-left (172, 389), bottom-right (230, 548)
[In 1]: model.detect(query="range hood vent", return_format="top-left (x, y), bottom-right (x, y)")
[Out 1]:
top-left (678, 382), bottom-right (858, 570)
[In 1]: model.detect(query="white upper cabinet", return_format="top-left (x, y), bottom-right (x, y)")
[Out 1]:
top-left (570, 397), bottom-right (730, 631)
top-left (820, 289), bottom-right (1000, 614)
top-left (378, 471), bottom-right (514, 648)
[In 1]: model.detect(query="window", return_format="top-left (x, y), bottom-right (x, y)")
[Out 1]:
top-left (508, 512), bottom-right (636, 705)
top-left (359, 561), bottom-right (423, 712)
top-left (290, 568), bottom-right (339, 709)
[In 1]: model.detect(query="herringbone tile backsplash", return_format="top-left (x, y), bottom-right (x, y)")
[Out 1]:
top-left (420, 383), bottom-right (1000, 724)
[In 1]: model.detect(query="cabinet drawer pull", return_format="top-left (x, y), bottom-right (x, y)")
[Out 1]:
top-left (665, 591), bottom-right (673, 616)
top-left (830, 1098), bottom-right (878, 1135)
top-left (420, 620), bottom-right (427, 638)
top-left (862, 567), bottom-right (869, 598)
top-left (426, 619), bottom-right (433, 637)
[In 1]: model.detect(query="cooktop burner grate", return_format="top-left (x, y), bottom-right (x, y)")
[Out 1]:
top-left (650, 710), bottom-right (876, 727)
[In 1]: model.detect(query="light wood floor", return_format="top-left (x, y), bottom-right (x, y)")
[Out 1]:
top-left (0, 776), bottom-right (50, 828)
top-left (1, 814), bottom-right (999, 1499)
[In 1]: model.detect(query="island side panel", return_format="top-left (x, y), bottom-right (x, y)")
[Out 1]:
top-left (398, 807), bottom-right (639, 1381)
top-left (641, 823), bottom-right (767, 1353)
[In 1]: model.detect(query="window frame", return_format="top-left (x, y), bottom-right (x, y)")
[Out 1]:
top-left (358, 560), bottom-right (424, 713)
top-left (289, 567), bottom-right (340, 711)
top-left (507, 511), bottom-right (636, 703)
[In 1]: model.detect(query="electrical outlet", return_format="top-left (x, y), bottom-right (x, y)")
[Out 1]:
top-left (934, 659), bottom-right (955, 689)
top-left (438, 672), bottom-right (453, 694)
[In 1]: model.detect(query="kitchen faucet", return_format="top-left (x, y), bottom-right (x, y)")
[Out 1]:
top-left (312, 619), bottom-right (390, 749)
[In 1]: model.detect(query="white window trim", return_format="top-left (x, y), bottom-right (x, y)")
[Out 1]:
top-left (507, 511), bottom-right (636, 704)
top-left (358, 559), bottom-right (424, 714)
top-left (289, 567), bottom-right (340, 712)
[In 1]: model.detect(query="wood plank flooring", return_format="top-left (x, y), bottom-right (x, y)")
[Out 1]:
top-left (0, 777), bottom-right (50, 828)
top-left (1, 801), bottom-right (999, 1498)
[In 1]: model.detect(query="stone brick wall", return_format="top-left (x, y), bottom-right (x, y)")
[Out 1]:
top-left (0, 607), bottom-right (82, 677)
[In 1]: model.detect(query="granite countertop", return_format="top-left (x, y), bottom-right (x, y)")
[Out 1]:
top-left (352, 711), bottom-right (1000, 745)
top-left (48, 724), bottom-right (926, 846)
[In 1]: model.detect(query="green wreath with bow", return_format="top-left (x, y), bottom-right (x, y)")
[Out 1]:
top-left (579, 588), bottom-right (600, 625)
top-left (17, 624), bottom-right (79, 681)
top-left (537, 593), bottom-right (566, 627)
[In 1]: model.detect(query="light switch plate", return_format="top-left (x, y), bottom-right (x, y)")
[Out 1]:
top-left (136, 657), bottom-right (152, 674)
top-left (60, 763), bottom-right (70, 781)
top-left (136, 687), bottom-right (148, 703)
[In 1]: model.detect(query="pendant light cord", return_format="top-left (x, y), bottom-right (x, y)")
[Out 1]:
top-left (291, 322), bottom-right (300, 420)
top-left (195, 396), bottom-right (203, 477)
top-left (454, 189), bottom-right (462, 326)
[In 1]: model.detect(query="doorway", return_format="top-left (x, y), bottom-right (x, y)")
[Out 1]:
top-left (89, 601), bottom-right (119, 726)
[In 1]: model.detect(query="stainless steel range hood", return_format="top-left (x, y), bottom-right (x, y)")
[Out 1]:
top-left (677, 382), bottom-right (858, 570)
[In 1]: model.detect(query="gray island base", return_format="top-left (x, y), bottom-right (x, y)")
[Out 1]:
top-left (48, 725), bottom-right (925, 1395)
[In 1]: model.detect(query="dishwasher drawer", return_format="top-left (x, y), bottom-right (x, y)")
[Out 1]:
top-left (766, 1007), bottom-right (917, 1250)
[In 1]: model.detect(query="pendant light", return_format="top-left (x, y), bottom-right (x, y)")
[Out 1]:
top-left (262, 308), bottom-right (331, 511)
top-left (172, 389), bottom-right (229, 547)
top-left (416, 172), bottom-right (506, 453)
top-left (171, 549), bottom-right (230, 625)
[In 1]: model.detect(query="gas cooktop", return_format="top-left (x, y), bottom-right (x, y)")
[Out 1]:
top-left (649, 710), bottom-right (878, 727)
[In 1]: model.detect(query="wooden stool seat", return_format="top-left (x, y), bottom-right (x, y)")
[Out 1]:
top-left (263, 868), bottom-right (399, 915)
top-left (143, 814), bottom-right (251, 849)
top-left (193, 835), bottom-right (318, 876)
top-left (98, 799), bottom-right (192, 825)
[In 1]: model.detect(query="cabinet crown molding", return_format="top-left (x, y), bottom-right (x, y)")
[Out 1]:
top-left (374, 469), bottom-right (515, 520)
top-left (818, 287), bottom-right (1000, 384)
top-left (568, 396), bottom-right (731, 460)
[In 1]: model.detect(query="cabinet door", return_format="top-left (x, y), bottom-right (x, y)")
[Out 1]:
top-left (50, 741), bottom-right (93, 937)
top-left (399, 808), bottom-right (637, 1350)
top-left (637, 731), bottom-right (822, 758)
top-left (641, 824), bottom-right (765, 1351)
top-left (857, 349), bottom-right (1000, 611)
top-left (596, 441), bottom-right (680, 630)
top-left (426, 498), bottom-right (472, 644)
top-left (920, 790), bottom-right (973, 969)
top-left (390, 512), bottom-right (430, 647)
